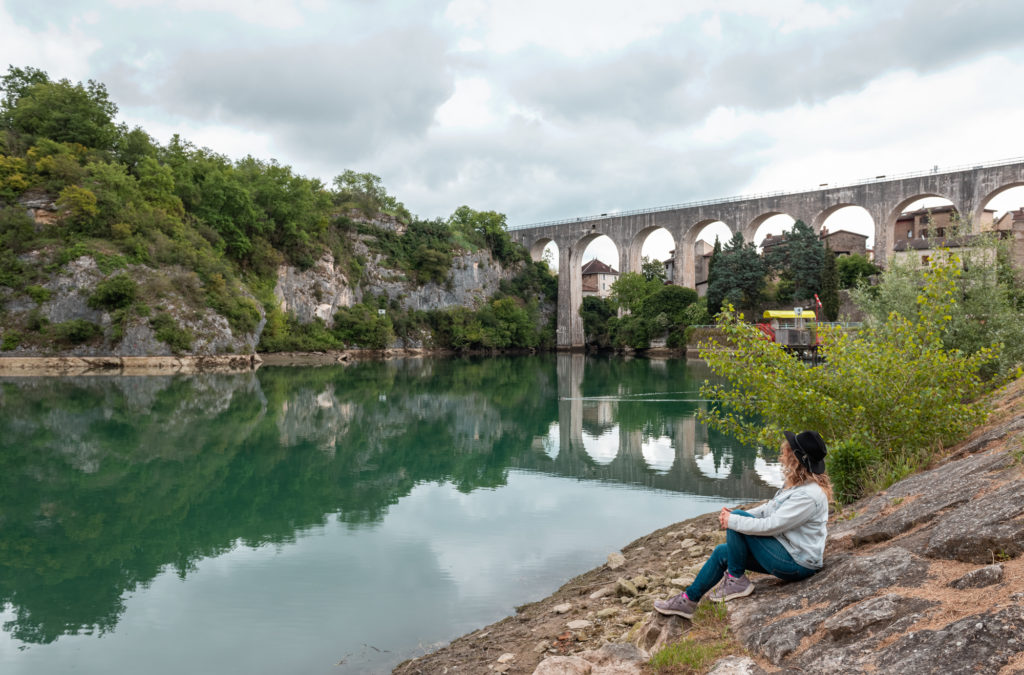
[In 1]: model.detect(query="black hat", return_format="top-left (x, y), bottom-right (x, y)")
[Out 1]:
top-left (784, 430), bottom-right (828, 474)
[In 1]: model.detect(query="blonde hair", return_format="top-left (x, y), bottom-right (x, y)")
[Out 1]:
top-left (781, 439), bottom-right (833, 503)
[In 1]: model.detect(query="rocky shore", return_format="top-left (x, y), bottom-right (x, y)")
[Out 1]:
top-left (394, 376), bottom-right (1024, 674)
top-left (0, 353), bottom-right (262, 375)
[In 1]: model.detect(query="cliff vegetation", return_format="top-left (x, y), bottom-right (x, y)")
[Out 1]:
top-left (0, 66), bottom-right (555, 357)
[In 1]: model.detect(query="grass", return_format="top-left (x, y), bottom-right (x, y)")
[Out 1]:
top-left (648, 601), bottom-right (739, 674)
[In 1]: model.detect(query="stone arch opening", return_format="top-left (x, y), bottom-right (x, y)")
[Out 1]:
top-left (562, 232), bottom-right (619, 347)
top-left (748, 213), bottom-right (797, 252)
top-left (579, 235), bottom-right (620, 299)
top-left (529, 238), bottom-right (560, 273)
top-left (886, 195), bottom-right (956, 266)
top-left (978, 184), bottom-right (1024, 231)
top-left (683, 220), bottom-right (733, 293)
top-left (814, 204), bottom-right (874, 257)
top-left (628, 226), bottom-right (675, 284)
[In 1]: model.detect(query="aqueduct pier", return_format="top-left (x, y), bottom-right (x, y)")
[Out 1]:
top-left (507, 158), bottom-right (1024, 349)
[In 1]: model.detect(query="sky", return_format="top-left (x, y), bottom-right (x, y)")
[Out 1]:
top-left (2, 0), bottom-right (1023, 266)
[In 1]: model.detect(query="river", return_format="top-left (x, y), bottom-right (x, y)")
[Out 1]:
top-left (0, 354), bottom-right (781, 674)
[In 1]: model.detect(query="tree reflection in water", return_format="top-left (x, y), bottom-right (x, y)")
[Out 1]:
top-left (0, 355), bottom-right (776, 645)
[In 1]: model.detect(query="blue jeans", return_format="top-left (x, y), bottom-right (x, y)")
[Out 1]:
top-left (684, 510), bottom-right (816, 602)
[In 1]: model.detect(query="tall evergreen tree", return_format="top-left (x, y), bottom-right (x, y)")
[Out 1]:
top-left (766, 220), bottom-right (825, 302)
top-left (821, 245), bottom-right (840, 321)
top-left (707, 231), bottom-right (765, 311)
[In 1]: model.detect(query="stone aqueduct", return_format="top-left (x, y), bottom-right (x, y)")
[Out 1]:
top-left (508, 159), bottom-right (1024, 349)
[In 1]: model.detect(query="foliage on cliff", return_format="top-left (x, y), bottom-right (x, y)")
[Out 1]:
top-left (0, 66), bottom-right (547, 353)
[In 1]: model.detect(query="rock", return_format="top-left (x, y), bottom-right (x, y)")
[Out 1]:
top-left (678, 538), bottom-right (697, 549)
top-left (633, 611), bottom-right (688, 654)
top-left (533, 640), bottom-right (551, 653)
top-left (630, 575), bottom-right (649, 590)
top-left (924, 480), bottom-right (1024, 562)
top-left (706, 655), bottom-right (767, 674)
top-left (607, 552), bottom-right (626, 570)
top-left (821, 594), bottom-right (935, 641)
top-left (554, 603), bottom-right (573, 614)
top-left (615, 578), bottom-right (639, 597)
top-left (498, 653), bottom-right (516, 663)
top-left (872, 605), bottom-right (1024, 674)
top-left (494, 664), bottom-right (511, 673)
top-left (670, 577), bottom-right (694, 588)
top-left (532, 655), bottom-right (593, 674)
top-left (590, 587), bottom-right (614, 600)
top-left (567, 620), bottom-right (593, 630)
top-left (596, 607), bottom-right (618, 619)
top-left (949, 564), bottom-right (1004, 589)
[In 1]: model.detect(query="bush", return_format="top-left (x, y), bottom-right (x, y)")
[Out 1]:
top-left (697, 243), bottom-right (1006, 476)
top-left (150, 312), bottom-right (193, 353)
top-left (826, 435), bottom-right (882, 505)
top-left (88, 275), bottom-right (137, 310)
top-left (1, 330), bottom-right (21, 351)
top-left (333, 304), bottom-right (393, 349)
top-left (25, 285), bottom-right (50, 304)
top-left (52, 319), bottom-right (101, 344)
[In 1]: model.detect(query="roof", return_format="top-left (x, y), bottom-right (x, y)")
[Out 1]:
top-left (763, 310), bottom-right (817, 320)
top-left (581, 259), bottom-right (619, 276)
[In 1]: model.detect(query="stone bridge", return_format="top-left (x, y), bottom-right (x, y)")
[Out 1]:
top-left (508, 159), bottom-right (1024, 348)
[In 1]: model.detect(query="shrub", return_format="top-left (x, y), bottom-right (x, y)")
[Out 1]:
top-left (333, 304), bottom-right (393, 349)
top-left (88, 274), bottom-right (137, 310)
top-left (826, 435), bottom-right (882, 505)
top-left (150, 312), bottom-right (193, 353)
top-left (1, 330), bottom-right (21, 351)
top-left (25, 285), bottom-right (51, 304)
top-left (51, 319), bottom-right (101, 344)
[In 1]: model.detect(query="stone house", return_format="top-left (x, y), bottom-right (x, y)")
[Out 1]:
top-left (581, 259), bottom-right (619, 298)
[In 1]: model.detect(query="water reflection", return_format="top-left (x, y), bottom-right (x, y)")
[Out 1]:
top-left (0, 355), bottom-right (778, 655)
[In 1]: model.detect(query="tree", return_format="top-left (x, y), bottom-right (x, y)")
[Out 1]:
top-left (765, 220), bottom-right (824, 302)
top-left (641, 256), bottom-right (666, 282)
top-left (706, 231), bottom-right (765, 312)
top-left (3, 69), bottom-right (119, 150)
top-left (610, 271), bottom-right (662, 313)
top-left (820, 245), bottom-right (839, 321)
top-left (448, 205), bottom-right (524, 265)
top-left (836, 253), bottom-right (880, 289)
top-left (332, 169), bottom-right (411, 223)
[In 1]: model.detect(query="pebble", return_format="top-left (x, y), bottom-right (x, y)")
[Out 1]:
top-left (589, 587), bottom-right (614, 600)
top-left (497, 653), bottom-right (515, 663)
top-left (596, 607), bottom-right (619, 618)
top-left (616, 578), bottom-right (639, 597)
top-left (533, 640), bottom-right (550, 653)
top-left (567, 620), bottom-right (593, 630)
top-left (670, 577), bottom-right (695, 587)
top-left (631, 575), bottom-right (649, 590)
top-left (678, 538), bottom-right (697, 548)
top-left (553, 603), bottom-right (572, 614)
top-left (493, 664), bottom-right (511, 673)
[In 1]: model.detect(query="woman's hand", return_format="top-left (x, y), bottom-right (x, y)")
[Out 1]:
top-left (719, 507), bottom-right (732, 530)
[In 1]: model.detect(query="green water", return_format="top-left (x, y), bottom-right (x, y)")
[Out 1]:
top-left (0, 355), bottom-right (780, 674)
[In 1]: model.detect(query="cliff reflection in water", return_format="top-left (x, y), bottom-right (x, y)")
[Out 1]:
top-left (0, 355), bottom-right (777, 646)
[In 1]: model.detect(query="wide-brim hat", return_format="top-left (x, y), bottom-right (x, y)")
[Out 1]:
top-left (784, 430), bottom-right (828, 474)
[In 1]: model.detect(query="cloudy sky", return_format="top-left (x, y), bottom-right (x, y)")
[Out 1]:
top-left (3, 0), bottom-right (1024, 261)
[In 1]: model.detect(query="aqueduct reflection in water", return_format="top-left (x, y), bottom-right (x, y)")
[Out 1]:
top-left (0, 355), bottom-right (779, 646)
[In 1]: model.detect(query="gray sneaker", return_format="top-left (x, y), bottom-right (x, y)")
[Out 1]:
top-left (654, 592), bottom-right (697, 619)
top-left (708, 573), bottom-right (754, 602)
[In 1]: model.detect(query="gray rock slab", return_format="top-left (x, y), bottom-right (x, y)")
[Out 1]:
top-left (924, 479), bottom-right (1024, 563)
top-left (948, 564), bottom-right (1004, 589)
top-left (872, 604), bottom-right (1024, 674)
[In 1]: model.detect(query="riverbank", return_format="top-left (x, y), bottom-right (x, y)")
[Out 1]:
top-left (394, 375), bottom-right (1024, 674)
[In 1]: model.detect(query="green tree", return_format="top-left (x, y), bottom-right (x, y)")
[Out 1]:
top-left (836, 253), bottom-right (880, 289)
top-left (698, 254), bottom-right (1000, 499)
top-left (448, 205), bottom-right (524, 265)
top-left (641, 255), bottom-right (666, 282)
top-left (3, 71), bottom-right (119, 150)
top-left (706, 231), bottom-right (764, 312)
top-left (332, 170), bottom-right (411, 223)
top-left (765, 220), bottom-right (824, 302)
top-left (580, 295), bottom-right (615, 347)
top-left (610, 271), bottom-right (662, 313)
top-left (820, 245), bottom-right (839, 321)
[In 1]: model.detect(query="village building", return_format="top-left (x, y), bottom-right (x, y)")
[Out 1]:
top-left (581, 259), bottom-right (619, 298)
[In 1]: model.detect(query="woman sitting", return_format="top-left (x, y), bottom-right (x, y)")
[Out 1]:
top-left (655, 430), bottom-right (832, 619)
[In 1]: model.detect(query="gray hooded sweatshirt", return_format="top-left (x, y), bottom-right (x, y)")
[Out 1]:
top-left (726, 482), bottom-right (829, 570)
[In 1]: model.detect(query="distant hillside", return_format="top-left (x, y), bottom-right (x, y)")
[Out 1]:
top-left (0, 66), bottom-right (556, 357)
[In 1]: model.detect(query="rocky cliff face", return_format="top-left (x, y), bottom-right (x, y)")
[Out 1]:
top-left (273, 247), bottom-right (519, 323)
